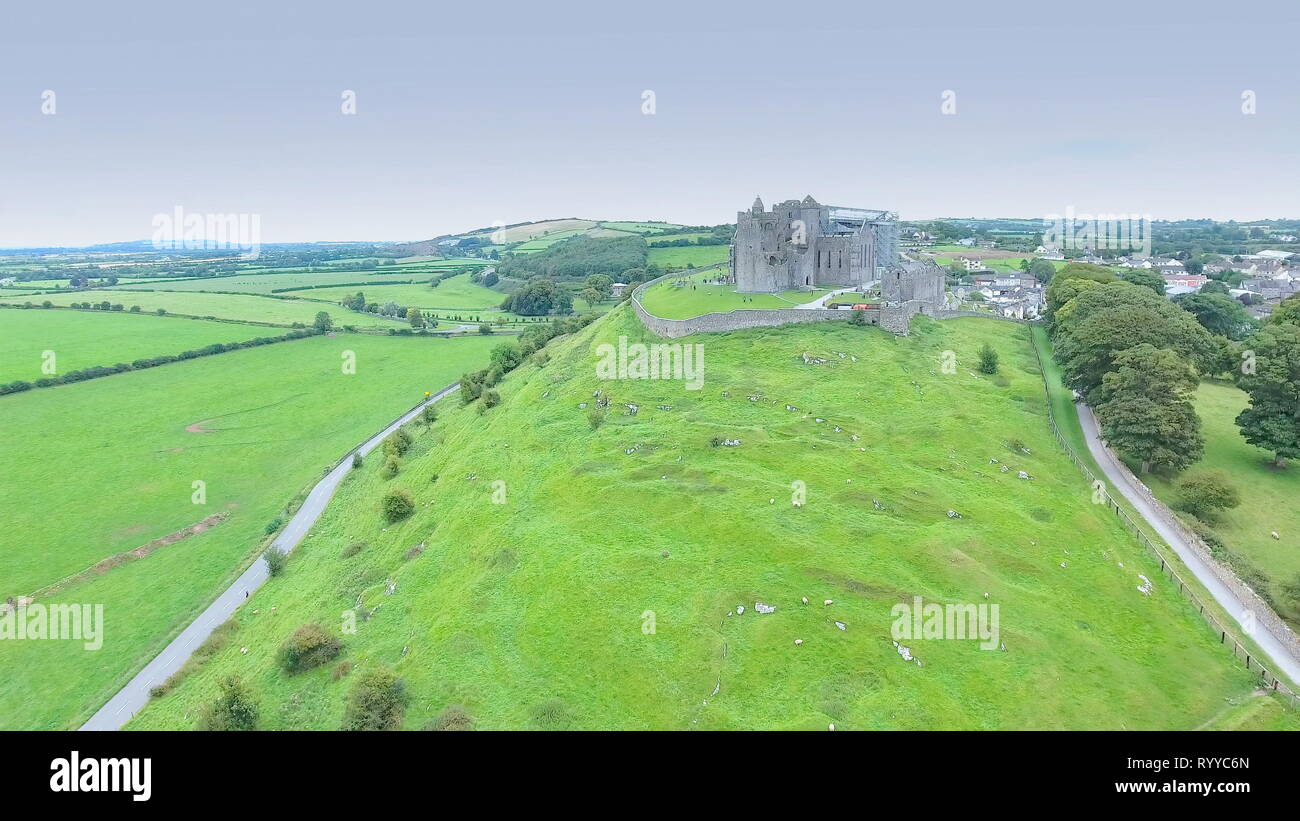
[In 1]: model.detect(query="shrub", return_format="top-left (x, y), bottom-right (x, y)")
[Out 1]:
top-left (477, 323), bottom-right (494, 335)
top-left (263, 547), bottom-right (287, 577)
top-left (849, 308), bottom-right (868, 326)
top-left (482, 390), bottom-right (501, 409)
top-left (420, 405), bottom-right (437, 425)
top-left (198, 677), bottom-right (258, 731)
top-left (978, 342), bottom-right (999, 374)
top-left (277, 623), bottom-right (343, 674)
top-left (352, 452), bottom-right (363, 469)
top-left (382, 489), bottom-right (415, 522)
top-left (341, 541), bottom-right (366, 559)
top-left (341, 669), bottom-right (408, 730)
top-left (424, 705), bottom-right (475, 731)
top-left (588, 409), bottom-right (606, 430)
top-left (1176, 471), bottom-right (1241, 520)
top-left (382, 426), bottom-right (413, 457)
top-left (265, 515), bottom-right (284, 535)
top-left (382, 456), bottom-right (401, 479)
top-left (332, 660), bottom-right (353, 680)
top-left (529, 698), bottom-right (574, 729)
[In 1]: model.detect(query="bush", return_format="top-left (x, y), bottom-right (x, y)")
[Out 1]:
top-left (382, 426), bottom-right (413, 457)
top-left (382, 456), bottom-right (401, 479)
top-left (341, 541), bottom-right (366, 559)
top-left (382, 489), bottom-right (415, 522)
top-left (198, 677), bottom-right (258, 731)
top-left (420, 405), bottom-right (437, 425)
top-left (1176, 471), bottom-right (1241, 520)
top-left (264, 547), bottom-right (287, 577)
top-left (588, 409), bottom-right (606, 430)
top-left (849, 308), bottom-right (868, 326)
top-left (482, 390), bottom-right (501, 409)
top-left (424, 705), bottom-right (475, 731)
top-left (978, 342), bottom-right (999, 374)
top-left (352, 452), bottom-right (363, 469)
top-left (277, 623), bottom-right (343, 674)
top-left (529, 698), bottom-right (574, 729)
top-left (265, 515), bottom-right (284, 535)
top-left (478, 323), bottom-right (494, 335)
top-left (341, 669), bottom-right (408, 730)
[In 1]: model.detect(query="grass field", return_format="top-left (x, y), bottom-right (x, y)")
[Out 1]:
top-left (1141, 380), bottom-right (1300, 623)
top-left (647, 244), bottom-right (731, 270)
top-left (638, 270), bottom-right (829, 319)
top-left (0, 333), bottom-right (500, 729)
top-left (0, 290), bottom-right (398, 329)
top-left (113, 271), bottom-right (425, 295)
top-left (125, 307), bottom-right (1290, 730)
top-left (598, 221), bottom-right (684, 234)
top-left (0, 309), bottom-right (280, 383)
top-left (296, 274), bottom-right (505, 311)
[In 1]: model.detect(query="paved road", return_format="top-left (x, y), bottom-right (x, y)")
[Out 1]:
top-left (80, 382), bottom-right (461, 731)
top-left (1077, 402), bottom-right (1300, 683)
top-left (794, 287), bottom-right (860, 309)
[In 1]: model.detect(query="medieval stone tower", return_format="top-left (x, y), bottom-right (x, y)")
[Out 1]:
top-left (730, 195), bottom-right (901, 293)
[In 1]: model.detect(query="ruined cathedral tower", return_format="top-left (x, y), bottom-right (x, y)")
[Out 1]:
top-left (730, 195), bottom-right (901, 293)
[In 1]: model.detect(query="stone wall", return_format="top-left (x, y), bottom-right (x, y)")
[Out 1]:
top-left (1095, 436), bottom-right (1300, 664)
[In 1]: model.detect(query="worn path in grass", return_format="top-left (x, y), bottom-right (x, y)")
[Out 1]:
top-left (80, 382), bottom-right (462, 730)
top-left (1077, 402), bottom-right (1300, 683)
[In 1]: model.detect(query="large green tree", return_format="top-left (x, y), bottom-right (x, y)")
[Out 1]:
top-left (1119, 268), bottom-right (1167, 297)
top-left (1173, 292), bottom-right (1257, 340)
top-left (1053, 281), bottom-right (1218, 401)
top-left (1094, 343), bottom-right (1204, 475)
top-left (1234, 322), bottom-right (1300, 468)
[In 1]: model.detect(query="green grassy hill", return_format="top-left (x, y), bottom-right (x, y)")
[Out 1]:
top-left (0, 333), bottom-right (499, 729)
top-left (128, 308), bottom-right (1294, 730)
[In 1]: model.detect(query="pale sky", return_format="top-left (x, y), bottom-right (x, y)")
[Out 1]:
top-left (1, 0), bottom-right (1296, 247)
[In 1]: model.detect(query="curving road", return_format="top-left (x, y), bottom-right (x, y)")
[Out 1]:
top-left (80, 382), bottom-right (461, 731)
top-left (1077, 401), bottom-right (1300, 684)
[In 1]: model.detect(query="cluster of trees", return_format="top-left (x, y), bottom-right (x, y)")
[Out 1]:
top-left (495, 236), bottom-right (647, 281)
top-left (499, 279), bottom-right (573, 316)
top-left (458, 314), bottom-right (599, 407)
top-left (1051, 268), bottom-right (1300, 475)
top-left (0, 328), bottom-right (318, 396)
top-left (337, 291), bottom-right (437, 328)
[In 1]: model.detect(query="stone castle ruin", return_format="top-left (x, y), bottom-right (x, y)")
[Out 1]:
top-left (732, 195), bottom-right (891, 291)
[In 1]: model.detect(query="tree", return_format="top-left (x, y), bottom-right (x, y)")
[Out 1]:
top-left (1043, 277), bottom-right (1099, 329)
top-left (1176, 471), bottom-right (1242, 520)
top-left (1269, 294), bottom-right (1300, 328)
top-left (198, 677), bottom-right (258, 731)
top-left (1028, 258), bottom-right (1056, 283)
top-left (1234, 322), bottom-right (1300, 467)
top-left (382, 489), bottom-right (415, 521)
top-left (264, 547), bottom-right (287, 577)
top-left (1093, 343), bottom-right (1204, 474)
top-left (849, 308), bottom-right (868, 326)
top-left (1053, 281), bottom-right (1218, 402)
top-left (313, 311), bottom-right (333, 332)
top-left (478, 322), bottom-right (494, 335)
top-left (408, 308), bottom-right (425, 329)
top-left (580, 287), bottom-right (602, 307)
top-left (351, 452), bottom-right (363, 469)
top-left (1200, 279), bottom-right (1231, 296)
top-left (342, 669), bottom-right (408, 731)
top-left (420, 405), bottom-right (437, 425)
top-left (978, 342), bottom-right (999, 374)
top-left (1173, 292), bottom-right (1256, 340)
top-left (1119, 268), bottom-right (1167, 297)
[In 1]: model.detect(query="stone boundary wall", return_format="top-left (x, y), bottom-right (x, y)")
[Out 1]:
top-left (631, 269), bottom-right (937, 338)
top-left (1095, 436), bottom-right (1300, 664)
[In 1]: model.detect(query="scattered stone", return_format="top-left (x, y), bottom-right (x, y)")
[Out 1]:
top-left (794, 639), bottom-right (803, 646)
top-left (1000, 465), bottom-right (1009, 473)
top-left (990, 458), bottom-right (999, 464)
top-left (786, 404), bottom-right (797, 412)
top-left (769, 498), bottom-right (775, 504)
top-left (1059, 562), bottom-right (1067, 568)
top-left (755, 602), bottom-right (776, 614)
top-left (873, 499), bottom-right (885, 510)
top-left (721, 391), bottom-right (729, 398)
top-left (801, 596), bottom-right (809, 604)
top-left (1271, 531), bottom-right (1280, 540)
top-left (240, 647), bottom-right (248, 654)
top-left (1137, 574), bottom-right (1153, 595)
top-left (801, 352), bottom-right (828, 365)
top-left (736, 605), bottom-right (745, 615)
top-left (748, 395), bottom-right (759, 402)
top-left (834, 426), bottom-right (842, 433)
top-left (578, 402), bottom-right (587, 409)
top-left (1018, 471), bottom-right (1031, 480)
top-left (823, 599), bottom-right (833, 606)
top-left (834, 621), bottom-right (846, 631)
top-left (892, 640), bottom-right (917, 663)
top-left (722, 439), bottom-right (741, 447)
top-left (947, 509), bottom-right (962, 519)
top-left (851, 434), bottom-right (860, 441)
top-left (625, 403), bottom-right (639, 416)
top-left (656, 404), bottom-right (672, 411)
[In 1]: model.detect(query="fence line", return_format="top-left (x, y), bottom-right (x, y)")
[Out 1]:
top-left (1028, 329), bottom-right (1298, 709)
